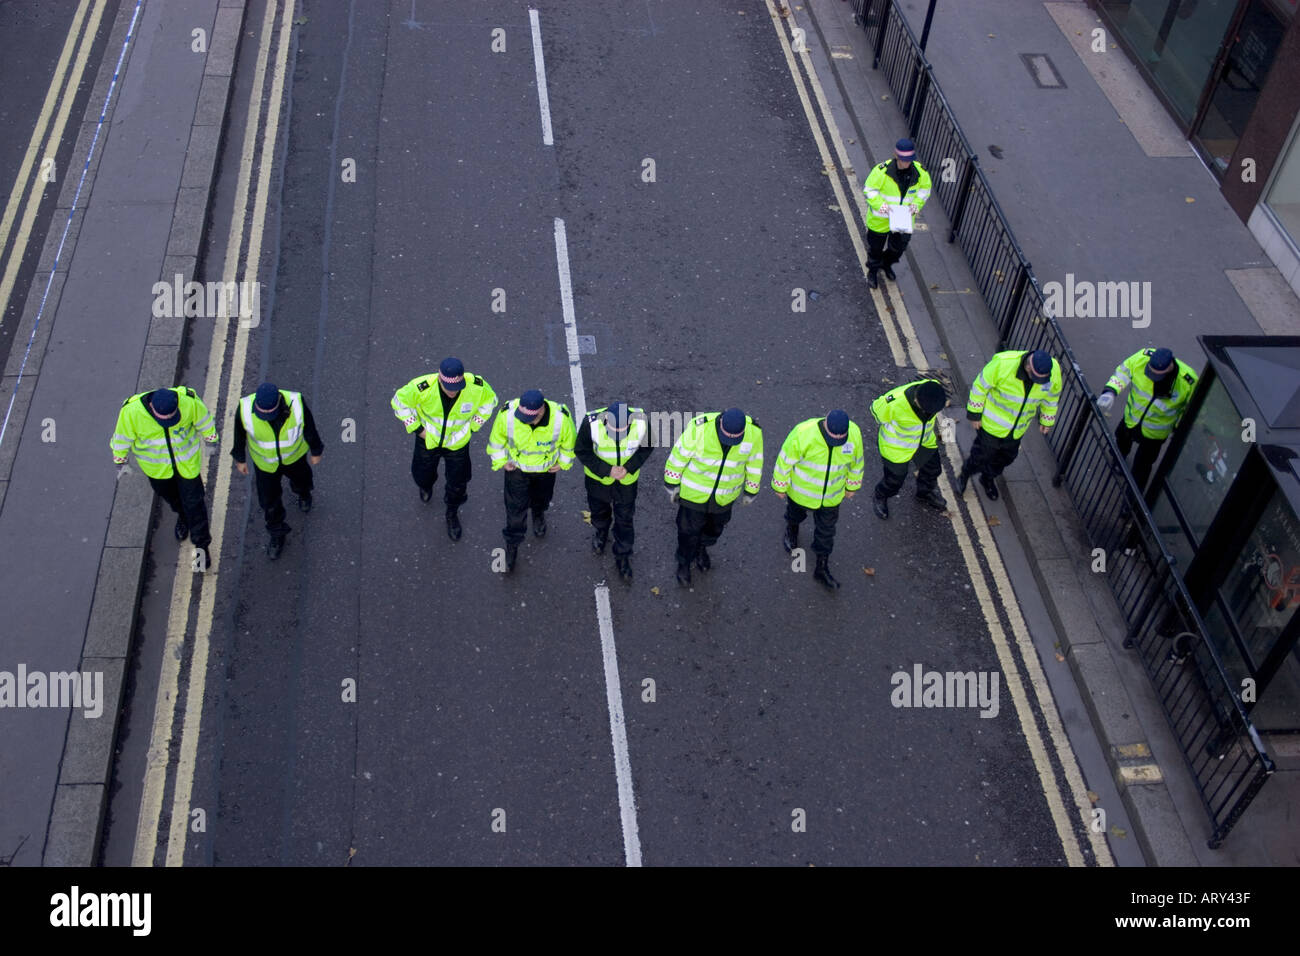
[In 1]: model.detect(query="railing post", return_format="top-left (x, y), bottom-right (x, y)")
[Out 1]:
top-left (998, 262), bottom-right (1029, 347)
top-left (873, 0), bottom-right (891, 69)
top-left (1053, 400), bottom-right (1092, 486)
top-left (948, 155), bottom-right (976, 243)
top-left (908, 65), bottom-right (930, 139)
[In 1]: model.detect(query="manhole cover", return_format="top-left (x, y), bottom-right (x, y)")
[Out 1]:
top-left (1020, 53), bottom-right (1065, 88)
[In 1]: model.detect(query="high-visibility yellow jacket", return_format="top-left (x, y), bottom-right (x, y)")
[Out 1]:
top-left (239, 389), bottom-right (308, 472)
top-left (771, 418), bottom-right (865, 508)
top-left (486, 400), bottom-right (576, 472)
top-left (1105, 349), bottom-right (1198, 440)
top-left (664, 413), bottom-right (763, 507)
top-left (391, 372), bottom-right (498, 450)
top-left (863, 159), bottom-right (931, 233)
top-left (872, 380), bottom-right (940, 463)
top-left (581, 406), bottom-right (649, 485)
top-left (111, 387), bottom-right (217, 479)
top-left (967, 351), bottom-right (1061, 439)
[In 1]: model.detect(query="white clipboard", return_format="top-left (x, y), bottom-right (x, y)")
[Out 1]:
top-left (888, 204), bottom-right (914, 234)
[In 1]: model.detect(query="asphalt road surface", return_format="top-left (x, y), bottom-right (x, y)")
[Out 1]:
top-left (100, 0), bottom-right (1101, 867)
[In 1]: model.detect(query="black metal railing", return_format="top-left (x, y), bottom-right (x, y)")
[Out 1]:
top-left (850, 0), bottom-right (1273, 848)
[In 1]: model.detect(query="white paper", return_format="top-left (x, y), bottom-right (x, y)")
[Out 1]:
top-left (888, 204), bottom-right (913, 233)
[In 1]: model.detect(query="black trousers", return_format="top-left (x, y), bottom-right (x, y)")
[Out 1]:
top-left (412, 437), bottom-right (471, 512)
top-left (784, 499), bottom-right (840, 556)
top-left (874, 446), bottom-right (941, 498)
top-left (675, 504), bottom-right (732, 565)
top-left (254, 455), bottom-right (314, 537)
top-left (586, 475), bottom-right (638, 556)
top-left (964, 429), bottom-right (1022, 481)
top-left (1115, 421), bottom-right (1164, 492)
top-left (503, 469), bottom-right (557, 546)
top-left (149, 473), bottom-right (211, 549)
top-left (866, 227), bottom-right (912, 272)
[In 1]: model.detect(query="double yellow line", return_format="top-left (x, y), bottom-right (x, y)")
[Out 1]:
top-left (764, 0), bottom-right (1113, 867)
top-left (131, 0), bottom-right (297, 867)
top-left (0, 0), bottom-right (109, 332)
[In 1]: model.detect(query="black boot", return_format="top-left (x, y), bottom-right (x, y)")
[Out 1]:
top-left (867, 269), bottom-right (880, 290)
top-left (446, 510), bottom-right (462, 541)
top-left (872, 494), bottom-right (889, 519)
top-left (267, 533), bottom-right (287, 560)
top-left (814, 554), bottom-right (840, 590)
top-left (695, 546), bottom-right (711, 572)
top-left (174, 516), bottom-right (189, 541)
top-left (532, 511), bottom-right (547, 538)
top-left (504, 543), bottom-right (518, 572)
top-left (782, 523), bottom-right (798, 553)
top-left (676, 560), bottom-right (692, 586)
top-left (419, 487), bottom-right (432, 503)
top-left (592, 530), bottom-right (608, 555)
top-left (916, 488), bottom-right (947, 512)
top-left (980, 475), bottom-right (999, 501)
top-left (882, 264), bottom-right (897, 281)
top-left (616, 555), bottom-right (633, 583)
top-left (297, 494), bottom-right (312, 513)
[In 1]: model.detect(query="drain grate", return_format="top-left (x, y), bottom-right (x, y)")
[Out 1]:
top-left (1020, 53), bottom-right (1065, 89)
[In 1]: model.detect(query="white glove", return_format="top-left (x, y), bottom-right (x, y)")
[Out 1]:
top-left (1097, 392), bottom-right (1115, 413)
top-left (741, 494), bottom-right (757, 506)
top-left (115, 461), bottom-right (132, 480)
top-left (666, 486), bottom-right (680, 503)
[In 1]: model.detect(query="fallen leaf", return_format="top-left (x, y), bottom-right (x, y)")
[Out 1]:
top-left (295, 14), bottom-right (309, 25)
top-left (1087, 791), bottom-right (1100, 804)
top-left (881, 94), bottom-right (890, 101)
top-left (987, 515), bottom-right (1001, 527)
top-left (863, 567), bottom-right (876, 576)
top-left (582, 510), bottom-right (592, 524)
top-left (1185, 197), bottom-right (1195, 203)
top-left (348, 847), bottom-right (356, 859)
top-left (650, 586), bottom-right (661, 595)
top-left (1110, 825), bottom-right (1128, 839)
top-left (930, 283), bottom-right (941, 290)
top-left (987, 33), bottom-right (996, 38)
top-left (1054, 652), bottom-right (1065, 662)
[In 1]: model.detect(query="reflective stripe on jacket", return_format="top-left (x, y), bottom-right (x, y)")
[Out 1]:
top-left (486, 400), bottom-right (576, 472)
top-left (583, 407), bottom-right (648, 485)
top-left (862, 159), bottom-right (932, 233)
top-left (240, 389), bottom-right (307, 472)
top-left (664, 413), bottom-right (763, 507)
top-left (770, 417), bottom-right (865, 508)
top-left (967, 351), bottom-right (1061, 439)
top-left (391, 373), bottom-right (498, 450)
top-left (872, 380), bottom-right (940, 463)
top-left (110, 387), bottom-right (217, 479)
top-left (1106, 349), bottom-right (1198, 440)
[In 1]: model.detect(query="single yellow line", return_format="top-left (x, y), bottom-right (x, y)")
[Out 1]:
top-left (0, 0), bottom-right (106, 331)
top-left (165, 0), bottom-right (297, 867)
top-left (131, 0), bottom-right (281, 868)
top-left (771, 0), bottom-right (1114, 866)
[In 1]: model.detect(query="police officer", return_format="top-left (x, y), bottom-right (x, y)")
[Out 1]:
top-left (575, 401), bottom-right (653, 583)
top-left (862, 137), bottom-right (932, 290)
top-left (232, 382), bottom-right (324, 559)
top-left (486, 389), bottom-right (576, 571)
top-left (1098, 347), bottom-right (1198, 492)
top-left (664, 408), bottom-right (763, 586)
top-left (870, 379), bottom-right (949, 518)
top-left (772, 410), bottom-right (864, 590)
top-left (958, 349), bottom-right (1060, 500)
top-left (391, 357), bottom-right (498, 540)
top-left (111, 385), bottom-right (218, 569)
